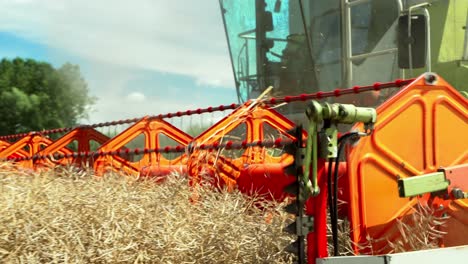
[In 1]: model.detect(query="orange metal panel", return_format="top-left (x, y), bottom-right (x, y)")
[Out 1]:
top-left (34, 127), bottom-right (110, 168)
top-left (94, 116), bottom-right (192, 176)
top-left (189, 102), bottom-right (305, 196)
top-left (0, 139), bottom-right (9, 151)
top-left (0, 133), bottom-right (56, 168)
top-left (0, 139), bottom-right (29, 162)
top-left (346, 74), bottom-right (468, 254)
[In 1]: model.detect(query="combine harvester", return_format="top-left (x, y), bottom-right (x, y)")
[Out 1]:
top-left (217, 0), bottom-right (468, 262)
top-left (0, 0), bottom-right (467, 263)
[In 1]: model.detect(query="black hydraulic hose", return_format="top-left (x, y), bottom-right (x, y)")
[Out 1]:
top-left (327, 157), bottom-right (336, 247)
top-left (331, 132), bottom-right (360, 256)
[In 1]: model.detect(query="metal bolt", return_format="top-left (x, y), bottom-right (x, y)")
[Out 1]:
top-left (424, 73), bottom-right (438, 85)
top-left (452, 188), bottom-right (466, 199)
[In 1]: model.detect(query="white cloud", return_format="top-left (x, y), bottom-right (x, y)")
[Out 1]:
top-left (0, 0), bottom-right (235, 87)
top-left (0, 0), bottom-right (240, 126)
top-left (126, 92), bottom-right (146, 103)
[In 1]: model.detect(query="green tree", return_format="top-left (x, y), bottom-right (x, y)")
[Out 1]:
top-left (0, 58), bottom-right (95, 135)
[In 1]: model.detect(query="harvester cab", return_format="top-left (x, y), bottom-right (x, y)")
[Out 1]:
top-left (219, 0), bottom-right (468, 108)
top-left (219, 0), bottom-right (468, 263)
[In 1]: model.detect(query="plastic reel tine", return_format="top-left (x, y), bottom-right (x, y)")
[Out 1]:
top-left (284, 181), bottom-right (299, 195)
top-left (284, 163), bottom-right (297, 175)
top-left (284, 202), bottom-right (298, 215)
top-left (285, 221), bottom-right (298, 235)
top-left (286, 126), bottom-right (299, 137)
top-left (284, 143), bottom-right (298, 155)
top-left (284, 238), bottom-right (301, 253)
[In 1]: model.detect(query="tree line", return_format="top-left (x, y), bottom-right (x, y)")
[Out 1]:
top-left (0, 58), bottom-right (95, 135)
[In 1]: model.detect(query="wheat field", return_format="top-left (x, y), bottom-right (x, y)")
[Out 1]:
top-left (0, 161), bottom-right (446, 264)
top-left (0, 163), bottom-right (295, 264)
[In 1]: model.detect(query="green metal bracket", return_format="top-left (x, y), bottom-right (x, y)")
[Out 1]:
top-left (320, 124), bottom-right (338, 159)
top-left (302, 101), bottom-right (377, 200)
top-left (303, 112), bottom-right (319, 199)
top-left (398, 172), bottom-right (450, 197)
top-left (461, 90), bottom-right (468, 99)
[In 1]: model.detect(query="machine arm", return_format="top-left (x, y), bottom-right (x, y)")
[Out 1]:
top-left (284, 100), bottom-right (377, 263)
top-left (301, 101), bottom-right (377, 200)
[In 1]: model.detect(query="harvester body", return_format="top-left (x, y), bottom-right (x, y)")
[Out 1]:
top-left (219, 0), bottom-right (468, 263)
top-left (0, 1), bottom-right (467, 263)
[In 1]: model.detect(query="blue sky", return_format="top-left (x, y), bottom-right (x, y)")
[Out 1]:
top-left (0, 0), bottom-right (237, 124)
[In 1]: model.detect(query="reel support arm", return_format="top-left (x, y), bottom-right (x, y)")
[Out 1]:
top-left (302, 101), bottom-right (377, 200)
top-left (284, 100), bottom-right (376, 263)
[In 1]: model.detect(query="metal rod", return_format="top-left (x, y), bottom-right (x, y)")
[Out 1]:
top-left (464, 9), bottom-right (468, 60)
top-left (396, 0), bottom-right (403, 13)
top-left (350, 48), bottom-right (398, 61)
top-left (343, 0), bottom-right (353, 87)
top-left (297, 0), bottom-right (320, 90)
top-left (237, 29), bottom-right (256, 38)
top-left (347, 0), bottom-right (370, 8)
top-left (238, 34), bottom-right (289, 42)
top-left (424, 8), bottom-right (431, 72)
top-left (408, 9), bottom-right (414, 76)
top-left (340, 0), bottom-right (347, 88)
top-left (398, 2), bottom-right (404, 79)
